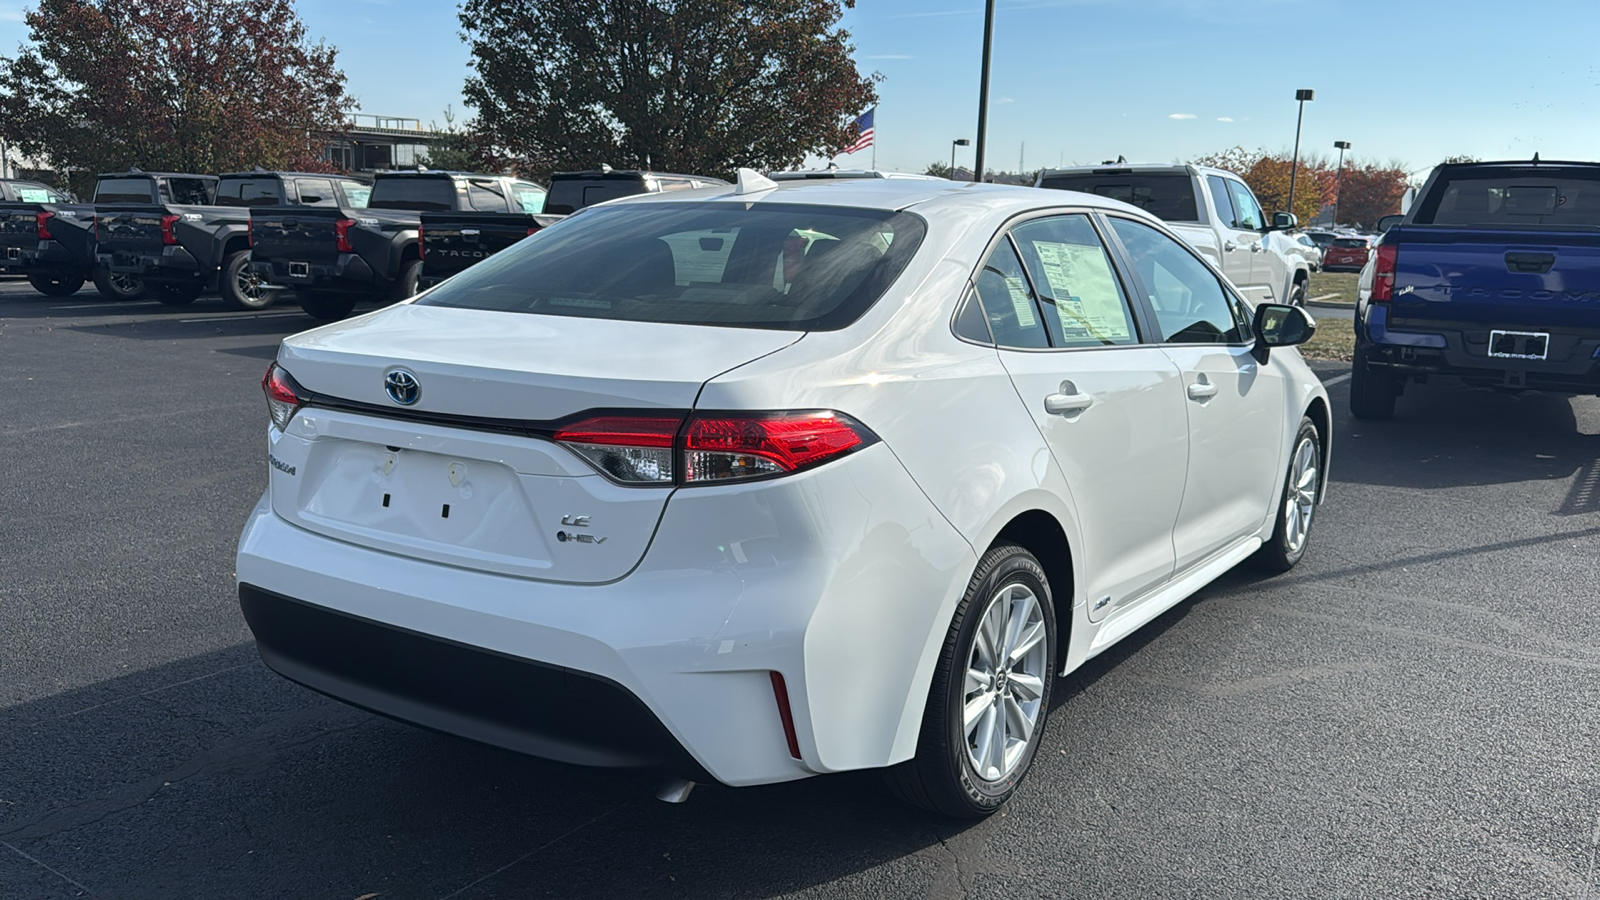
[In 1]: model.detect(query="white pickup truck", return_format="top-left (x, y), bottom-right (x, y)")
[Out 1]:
top-left (1036, 163), bottom-right (1313, 307)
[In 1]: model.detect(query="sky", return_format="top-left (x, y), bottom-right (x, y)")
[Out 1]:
top-left (2, 0), bottom-right (1596, 176)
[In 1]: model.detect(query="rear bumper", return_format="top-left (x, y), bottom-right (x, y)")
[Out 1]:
top-left (253, 253), bottom-right (377, 294)
top-left (2, 242), bottom-right (87, 278)
top-left (96, 246), bottom-right (202, 283)
top-left (1358, 304), bottom-right (1600, 391)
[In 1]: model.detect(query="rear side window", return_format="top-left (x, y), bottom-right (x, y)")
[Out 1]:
top-left (510, 182), bottom-right (547, 213)
top-left (164, 178), bottom-right (213, 205)
top-left (217, 178), bottom-right (285, 206)
top-left (971, 239), bottom-right (1049, 349)
top-left (1415, 166), bottom-right (1600, 228)
top-left (418, 202), bottom-right (927, 332)
top-left (1207, 175), bottom-right (1237, 228)
top-left (1037, 173), bottom-right (1199, 222)
top-left (467, 179), bottom-right (509, 212)
top-left (1332, 238), bottom-right (1367, 248)
top-left (293, 178), bottom-right (337, 206)
top-left (94, 178), bottom-right (156, 203)
top-left (369, 177), bottom-right (457, 211)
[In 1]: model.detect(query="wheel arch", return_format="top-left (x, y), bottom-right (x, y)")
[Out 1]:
top-left (1303, 395), bottom-right (1331, 501)
top-left (992, 509), bottom-right (1075, 667)
top-left (221, 234), bottom-right (250, 260)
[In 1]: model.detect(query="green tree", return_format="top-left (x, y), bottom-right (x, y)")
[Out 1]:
top-left (420, 106), bottom-right (500, 172)
top-left (460, 0), bottom-right (880, 179)
top-left (0, 0), bottom-right (353, 191)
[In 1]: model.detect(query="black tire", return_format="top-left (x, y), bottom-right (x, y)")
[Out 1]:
top-left (388, 258), bottom-right (422, 303)
top-left (1349, 345), bottom-right (1398, 420)
top-left (1255, 417), bottom-right (1322, 573)
top-left (885, 543), bottom-right (1056, 818)
top-left (92, 267), bottom-right (145, 300)
top-left (150, 281), bottom-right (201, 307)
top-left (219, 250), bottom-right (274, 310)
top-left (1290, 278), bottom-right (1308, 306)
top-left (26, 274), bottom-right (84, 297)
top-left (298, 290), bottom-right (359, 321)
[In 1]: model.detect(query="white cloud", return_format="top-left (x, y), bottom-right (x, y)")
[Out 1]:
top-left (1168, 113), bottom-right (1197, 120)
top-left (1216, 116), bottom-right (1235, 123)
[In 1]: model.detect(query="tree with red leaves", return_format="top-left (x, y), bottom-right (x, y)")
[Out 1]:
top-left (0, 0), bottom-right (354, 192)
top-left (460, 0), bottom-right (880, 179)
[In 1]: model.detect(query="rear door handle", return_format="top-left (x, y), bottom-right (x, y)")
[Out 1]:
top-left (1044, 379), bottom-right (1094, 417)
top-left (1187, 379), bottom-right (1218, 401)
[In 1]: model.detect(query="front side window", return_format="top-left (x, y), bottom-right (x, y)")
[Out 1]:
top-left (15, 187), bottom-right (57, 203)
top-left (418, 202), bottom-right (927, 332)
top-left (1108, 217), bottom-right (1246, 344)
top-left (1009, 215), bottom-right (1138, 347)
top-left (1226, 180), bottom-right (1264, 231)
top-left (343, 184), bottom-right (372, 209)
top-left (294, 178), bottom-right (337, 206)
top-left (971, 239), bottom-right (1049, 349)
top-left (165, 178), bottom-right (213, 205)
top-left (510, 182), bottom-right (547, 213)
top-left (1207, 175), bottom-right (1238, 228)
top-left (467, 180), bottom-right (509, 212)
top-left (218, 178), bottom-right (286, 206)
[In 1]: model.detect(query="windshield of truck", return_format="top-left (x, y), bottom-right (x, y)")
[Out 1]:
top-left (418, 202), bottom-right (927, 331)
top-left (1415, 167), bottom-right (1600, 228)
top-left (1036, 173), bottom-right (1199, 221)
top-left (94, 178), bottom-right (156, 203)
top-left (217, 178), bottom-right (285, 207)
top-left (368, 177), bottom-right (457, 211)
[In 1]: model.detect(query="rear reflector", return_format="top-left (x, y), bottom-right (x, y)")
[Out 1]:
top-left (1370, 243), bottom-right (1398, 302)
top-left (552, 411), bottom-right (876, 486)
top-left (769, 672), bottom-right (802, 759)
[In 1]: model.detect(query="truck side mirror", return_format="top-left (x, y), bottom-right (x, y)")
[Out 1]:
top-left (1271, 211), bottom-right (1297, 230)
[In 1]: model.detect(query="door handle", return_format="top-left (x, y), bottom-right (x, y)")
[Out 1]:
top-left (1224, 241), bottom-right (1238, 252)
top-left (1187, 378), bottom-right (1218, 401)
top-left (1044, 380), bottom-right (1094, 417)
top-left (1250, 242), bottom-right (1263, 253)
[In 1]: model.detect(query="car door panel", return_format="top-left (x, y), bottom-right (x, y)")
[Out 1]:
top-left (1206, 174), bottom-right (1261, 304)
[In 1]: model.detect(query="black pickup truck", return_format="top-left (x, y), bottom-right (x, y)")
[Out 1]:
top-left (417, 170), bottom-right (728, 287)
top-left (252, 169), bottom-right (547, 319)
top-left (93, 170), bottom-right (370, 309)
top-left (0, 178), bottom-right (100, 296)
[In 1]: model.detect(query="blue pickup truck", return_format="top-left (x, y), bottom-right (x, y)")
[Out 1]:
top-left (1352, 159), bottom-right (1600, 419)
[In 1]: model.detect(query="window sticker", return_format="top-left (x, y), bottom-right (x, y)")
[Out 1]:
top-left (16, 188), bottom-right (53, 203)
top-left (1031, 241), bottom-right (1132, 342)
top-left (1004, 276), bottom-right (1037, 327)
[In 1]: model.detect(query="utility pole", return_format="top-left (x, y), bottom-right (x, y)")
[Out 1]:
top-left (972, 0), bottom-right (996, 183)
top-left (1332, 140), bottom-right (1351, 226)
top-left (1287, 89), bottom-right (1314, 222)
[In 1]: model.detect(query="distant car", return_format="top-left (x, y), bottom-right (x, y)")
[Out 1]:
top-left (1304, 231), bottom-right (1339, 250)
top-left (1322, 236), bottom-right (1372, 271)
top-left (238, 172), bottom-right (1330, 819)
top-left (1286, 233), bottom-right (1324, 272)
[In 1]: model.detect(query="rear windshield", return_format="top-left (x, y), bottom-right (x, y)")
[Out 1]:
top-left (368, 176), bottom-right (457, 211)
top-left (94, 177), bottom-right (156, 203)
top-left (216, 177), bottom-right (284, 207)
top-left (418, 202), bottom-right (928, 331)
top-left (545, 178), bottom-right (645, 215)
top-left (1415, 167), bottom-right (1600, 228)
top-left (1037, 173), bottom-right (1199, 222)
top-left (1332, 238), bottom-right (1368, 248)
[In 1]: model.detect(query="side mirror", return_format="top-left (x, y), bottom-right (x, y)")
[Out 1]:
top-left (1377, 214), bottom-right (1403, 233)
top-left (1271, 211), bottom-right (1297, 231)
top-left (1251, 303), bottom-right (1316, 362)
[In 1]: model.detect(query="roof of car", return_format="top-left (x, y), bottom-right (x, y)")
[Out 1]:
top-left (99, 171), bottom-right (218, 180)
top-left (604, 177), bottom-right (1146, 219)
top-left (218, 170), bottom-right (366, 180)
top-left (374, 169), bottom-right (509, 179)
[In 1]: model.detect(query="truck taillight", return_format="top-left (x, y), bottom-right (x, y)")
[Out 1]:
top-left (552, 411), bottom-right (876, 486)
top-left (1370, 243), bottom-right (1398, 302)
top-left (261, 363), bottom-right (308, 431)
top-left (247, 216), bottom-right (253, 248)
top-left (416, 223), bottom-right (424, 259)
top-left (35, 211), bottom-right (54, 240)
top-left (92, 215), bottom-right (99, 243)
top-left (334, 218), bottom-right (356, 253)
top-left (160, 214), bottom-right (181, 246)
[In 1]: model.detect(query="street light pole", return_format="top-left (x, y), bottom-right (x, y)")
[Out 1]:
top-left (972, 0), bottom-right (996, 184)
top-left (1287, 88), bottom-right (1314, 222)
top-left (951, 138), bottom-right (970, 180)
top-left (1332, 140), bottom-right (1351, 226)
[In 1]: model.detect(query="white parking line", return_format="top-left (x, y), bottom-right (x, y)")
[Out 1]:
top-left (177, 311), bottom-right (305, 323)
top-left (1322, 373), bottom-right (1352, 387)
top-left (53, 303), bottom-right (138, 310)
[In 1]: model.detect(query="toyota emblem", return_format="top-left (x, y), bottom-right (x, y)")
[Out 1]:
top-left (384, 369), bottom-right (421, 406)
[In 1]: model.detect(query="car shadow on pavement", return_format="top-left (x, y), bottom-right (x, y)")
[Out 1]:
top-left (0, 645), bottom-right (975, 898)
top-left (1333, 379), bottom-right (1600, 492)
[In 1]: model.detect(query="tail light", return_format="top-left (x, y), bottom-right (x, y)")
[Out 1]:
top-left (247, 216), bottom-right (253, 248)
top-left (160, 214), bottom-right (181, 246)
top-left (527, 224), bottom-right (543, 236)
top-left (36, 211), bottom-right (54, 240)
top-left (92, 215), bottom-right (99, 243)
top-left (416, 223), bottom-right (424, 259)
top-left (261, 363), bottom-right (308, 431)
top-left (1370, 243), bottom-right (1399, 302)
top-left (334, 218), bottom-right (356, 253)
top-left (553, 411), bottom-right (875, 486)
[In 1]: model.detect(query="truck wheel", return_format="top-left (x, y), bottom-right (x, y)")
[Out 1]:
top-left (1290, 278), bottom-right (1308, 306)
top-left (220, 250), bottom-right (274, 311)
top-left (92, 268), bottom-right (145, 300)
top-left (26, 274), bottom-right (85, 297)
top-left (388, 259), bottom-right (422, 303)
top-left (1349, 346), bottom-right (1398, 420)
top-left (884, 543), bottom-right (1056, 818)
top-left (150, 282), bottom-right (201, 307)
top-left (299, 290), bottom-right (359, 321)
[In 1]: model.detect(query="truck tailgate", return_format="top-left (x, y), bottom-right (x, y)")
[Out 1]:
top-left (93, 204), bottom-right (169, 254)
top-left (420, 212), bottom-right (563, 281)
top-left (1391, 227), bottom-right (1600, 329)
top-left (0, 205), bottom-right (39, 258)
top-left (249, 207), bottom-right (346, 267)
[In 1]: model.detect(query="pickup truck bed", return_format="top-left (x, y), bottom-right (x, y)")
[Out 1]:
top-left (1352, 160), bottom-right (1600, 418)
top-left (249, 205), bottom-right (421, 319)
top-left (94, 202), bottom-right (249, 305)
top-left (0, 202), bottom-right (98, 296)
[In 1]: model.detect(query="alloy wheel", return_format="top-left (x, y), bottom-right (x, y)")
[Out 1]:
top-left (1284, 436), bottom-right (1319, 553)
top-left (963, 582), bottom-right (1048, 782)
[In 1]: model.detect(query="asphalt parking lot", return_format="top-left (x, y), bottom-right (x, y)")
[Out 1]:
top-left (3, 281), bottom-right (1599, 899)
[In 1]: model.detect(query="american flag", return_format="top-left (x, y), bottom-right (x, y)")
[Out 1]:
top-left (842, 108), bottom-right (875, 155)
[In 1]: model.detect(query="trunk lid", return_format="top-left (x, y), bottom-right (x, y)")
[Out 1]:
top-left (270, 304), bottom-right (801, 582)
top-left (1390, 226), bottom-right (1600, 329)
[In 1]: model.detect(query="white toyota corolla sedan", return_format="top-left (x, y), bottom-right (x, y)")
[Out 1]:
top-left (237, 172), bottom-right (1330, 817)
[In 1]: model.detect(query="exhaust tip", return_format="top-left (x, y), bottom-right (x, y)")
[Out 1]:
top-left (655, 778), bottom-right (695, 804)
